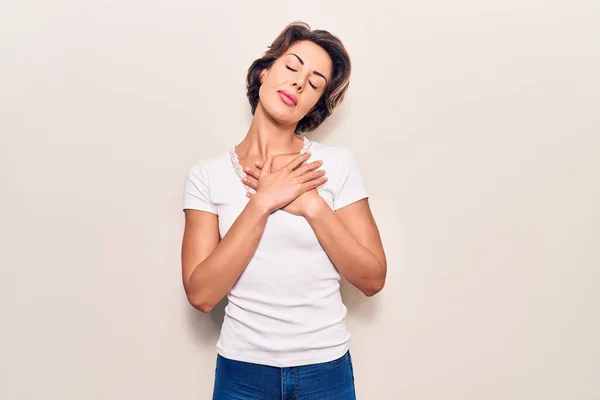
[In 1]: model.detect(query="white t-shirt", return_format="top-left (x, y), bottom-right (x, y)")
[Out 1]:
top-left (182, 137), bottom-right (368, 367)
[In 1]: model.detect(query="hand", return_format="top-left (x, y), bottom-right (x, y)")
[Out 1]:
top-left (244, 157), bottom-right (327, 217)
top-left (243, 152), bottom-right (327, 214)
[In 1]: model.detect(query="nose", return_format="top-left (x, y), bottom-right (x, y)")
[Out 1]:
top-left (292, 82), bottom-right (303, 92)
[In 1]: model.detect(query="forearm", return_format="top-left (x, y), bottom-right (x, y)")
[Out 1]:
top-left (187, 198), bottom-right (270, 311)
top-left (305, 202), bottom-right (386, 296)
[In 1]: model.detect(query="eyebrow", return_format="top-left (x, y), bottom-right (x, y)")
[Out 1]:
top-left (287, 53), bottom-right (328, 84)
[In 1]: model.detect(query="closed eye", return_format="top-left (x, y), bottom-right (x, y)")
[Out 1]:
top-left (286, 65), bottom-right (318, 90)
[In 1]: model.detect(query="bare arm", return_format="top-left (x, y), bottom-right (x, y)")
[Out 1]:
top-left (181, 199), bottom-right (269, 312)
top-left (304, 198), bottom-right (387, 296)
top-left (245, 159), bottom-right (387, 297)
top-left (181, 153), bottom-right (326, 312)
top-left (182, 199), bottom-right (270, 313)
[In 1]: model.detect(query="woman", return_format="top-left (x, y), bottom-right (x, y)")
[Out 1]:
top-left (182, 21), bottom-right (387, 399)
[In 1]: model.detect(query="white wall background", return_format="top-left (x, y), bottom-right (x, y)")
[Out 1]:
top-left (1, 1), bottom-right (599, 399)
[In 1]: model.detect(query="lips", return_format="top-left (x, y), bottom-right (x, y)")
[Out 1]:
top-left (278, 90), bottom-right (297, 106)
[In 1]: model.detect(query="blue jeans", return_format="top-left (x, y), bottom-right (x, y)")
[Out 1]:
top-left (212, 351), bottom-right (357, 399)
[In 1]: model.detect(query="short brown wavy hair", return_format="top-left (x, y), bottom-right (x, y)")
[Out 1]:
top-left (246, 21), bottom-right (352, 133)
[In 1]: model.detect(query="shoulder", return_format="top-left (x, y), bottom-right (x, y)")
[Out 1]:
top-left (308, 140), bottom-right (358, 165)
top-left (186, 150), bottom-right (230, 180)
top-left (308, 141), bottom-right (363, 179)
top-left (182, 150), bottom-right (230, 212)
top-left (308, 141), bottom-right (368, 209)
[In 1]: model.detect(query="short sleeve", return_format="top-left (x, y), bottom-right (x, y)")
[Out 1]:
top-left (182, 162), bottom-right (217, 214)
top-left (333, 149), bottom-right (369, 210)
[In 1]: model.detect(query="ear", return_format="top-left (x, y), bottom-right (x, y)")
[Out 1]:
top-left (259, 68), bottom-right (269, 84)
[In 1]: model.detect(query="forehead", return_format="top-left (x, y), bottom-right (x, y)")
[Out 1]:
top-left (283, 41), bottom-right (332, 77)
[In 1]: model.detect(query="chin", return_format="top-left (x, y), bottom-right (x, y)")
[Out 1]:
top-left (261, 97), bottom-right (299, 126)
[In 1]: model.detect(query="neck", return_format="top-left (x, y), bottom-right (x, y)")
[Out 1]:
top-left (237, 103), bottom-right (304, 160)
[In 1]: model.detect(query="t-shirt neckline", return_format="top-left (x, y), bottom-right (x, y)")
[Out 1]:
top-left (229, 136), bottom-right (313, 194)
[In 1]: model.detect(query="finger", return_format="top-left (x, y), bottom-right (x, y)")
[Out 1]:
top-left (284, 152), bottom-right (311, 172)
top-left (242, 176), bottom-right (259, 190)
top-left (261, 155), bottom-right (273, 178)
top-left (257, 157), bottom-right (282, 172)
top-left (294, 160), bottom-right (323, 177)
top-left (245, 192), bottom-right (255, 198)
top-left (301, 176), bottom-right (328, 192)
top-left (244, 165), bottom-right (261, 180)
top-left (296, 169), bottom-right (326, 184)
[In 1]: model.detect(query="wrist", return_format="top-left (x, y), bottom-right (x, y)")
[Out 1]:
top-left (247, 194), bottom-right (274, 217)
